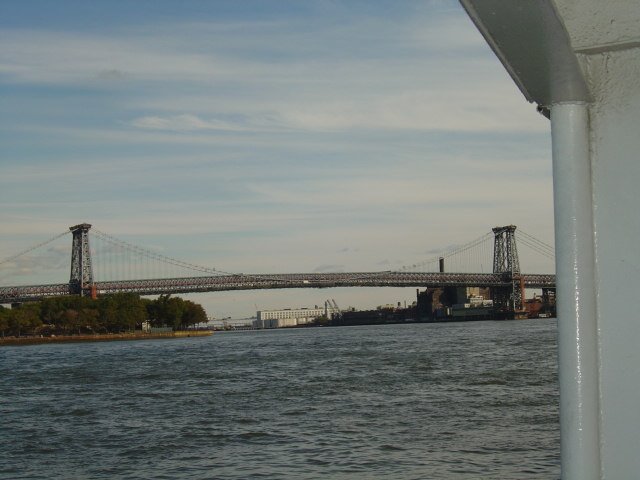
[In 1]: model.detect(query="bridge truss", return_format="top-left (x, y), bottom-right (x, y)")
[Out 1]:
top-left (0, 271), bottom-right (555, 304)
top-left (0, 224), bottom-right (556, 311)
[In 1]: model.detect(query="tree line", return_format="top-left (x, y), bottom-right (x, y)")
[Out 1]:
top-left (0, 294), bottom-right (208, 337)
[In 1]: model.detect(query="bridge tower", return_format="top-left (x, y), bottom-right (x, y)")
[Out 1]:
top-left (492, 225), bottom-right (523, 313)
top-left (69, 223), bottom-right (95, 297)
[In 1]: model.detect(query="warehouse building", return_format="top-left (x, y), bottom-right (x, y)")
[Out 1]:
top-left (253, 306), bottom-right (326, 329)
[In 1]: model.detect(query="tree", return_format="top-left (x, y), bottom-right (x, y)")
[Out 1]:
top-left (2, 294), bottom-right (207, 336)
top-left (0, 308), bottom-right (9, 337)
top-left (152, 295), bottom-right (185, 330)
top-left (116, 293), bottom-right (147, 331)
top-left (6, 303), bottom-right (42, 337)
top-left (40, 296), bottom-right (92, 333)
top-left (97, 293), bottom-right (147, 332)
top-left (97, 295), bottom-right (119, 332)
top-left (40, 296), bottom-right (67, 331)
top-left (182, 300), bottom-right (207, 327)
top-left (62, 308), bottom-right (80, 334)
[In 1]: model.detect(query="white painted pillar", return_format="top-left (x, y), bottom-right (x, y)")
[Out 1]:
top-left (550, 103), bottom-right (600, 480)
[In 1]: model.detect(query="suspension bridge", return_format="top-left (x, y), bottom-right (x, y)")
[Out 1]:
top-left (0, 223), bottom-right (555, 313)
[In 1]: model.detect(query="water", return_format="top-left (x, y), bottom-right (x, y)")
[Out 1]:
top-left (1, 320), bottom-right (559, 479)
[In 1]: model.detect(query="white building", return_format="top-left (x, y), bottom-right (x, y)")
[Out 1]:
top-left (253, 305), bottom-right (332, 329)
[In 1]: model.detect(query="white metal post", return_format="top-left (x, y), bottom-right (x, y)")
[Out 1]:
top-left (550, 102), bottom-right (601, 479)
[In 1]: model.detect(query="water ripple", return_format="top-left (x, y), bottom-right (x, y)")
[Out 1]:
top-left (1, 320), bottom-right (559, 479)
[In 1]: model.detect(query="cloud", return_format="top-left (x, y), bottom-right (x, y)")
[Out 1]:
top-left (1, 13), bottom-right (547, 135)
top-left (129, 114), bottom-right (245, 132)
top-left (425, 244), bottom-right (460, 255)
top-left (0, 30), bottom-right (233, 85)
top-left (313, 264), bottom-right (345, 273)
top-left (96, 68), bottom-right (126, 81)
top-left (0, 243), bottom-right (68, 283)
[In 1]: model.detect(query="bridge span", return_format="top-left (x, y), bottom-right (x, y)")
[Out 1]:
top-left (0, 223), bottom-right (555, 311)
top-left (0, 271), bottom-right (556, 304)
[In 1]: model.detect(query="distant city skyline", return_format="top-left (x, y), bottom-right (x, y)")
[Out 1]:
top-left (0, 0), bottom-right (553, 317)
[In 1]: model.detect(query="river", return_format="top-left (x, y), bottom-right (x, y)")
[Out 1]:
top-left (1, 319), bottom-right (559, 479)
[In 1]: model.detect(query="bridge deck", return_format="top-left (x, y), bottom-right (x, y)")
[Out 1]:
top-left (0, 272), bottom-right (555, 303)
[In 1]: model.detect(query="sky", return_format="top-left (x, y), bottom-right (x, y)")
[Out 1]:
top-left (0, 0), bottom-right (554, 318)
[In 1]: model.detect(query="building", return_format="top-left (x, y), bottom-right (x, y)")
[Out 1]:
top-left (253, 306), bottom-right (327, 329)
top-left (418, 286), bottom-right (492, 320)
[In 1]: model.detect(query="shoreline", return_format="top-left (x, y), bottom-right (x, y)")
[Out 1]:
top-left (0, 330), bottom-right (212, 347)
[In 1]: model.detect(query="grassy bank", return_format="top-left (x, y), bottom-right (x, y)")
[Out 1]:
top-left (0, 330), bottom-right (212, 347)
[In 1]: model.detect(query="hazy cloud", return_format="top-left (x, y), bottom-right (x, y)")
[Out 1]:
top-left (96, 68), bottom-right (127, 81)
top-left (313, 264), bottom-right (345, 273)
top-left (130, 114), bottom-right (245, 132)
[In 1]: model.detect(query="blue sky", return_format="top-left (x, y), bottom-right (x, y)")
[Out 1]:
top-left (0, 1), bottom-right (554, 317)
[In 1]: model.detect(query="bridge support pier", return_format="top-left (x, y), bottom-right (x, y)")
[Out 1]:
top-left (69, 223), bottom-right (94, 297)
top-left (491, 225), bottom-right (522, 315)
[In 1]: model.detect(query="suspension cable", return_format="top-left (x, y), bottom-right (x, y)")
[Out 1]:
top-left (516, 235), bottom-right (556, 260)
top-left (0, 230), bottom-right (70, 266)
top-left (397, 231), bottom-right (493, 272)
top-left (517, 230), bottom-right (555, 254)
top-left (91, 229), bottom-right (241, 277)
